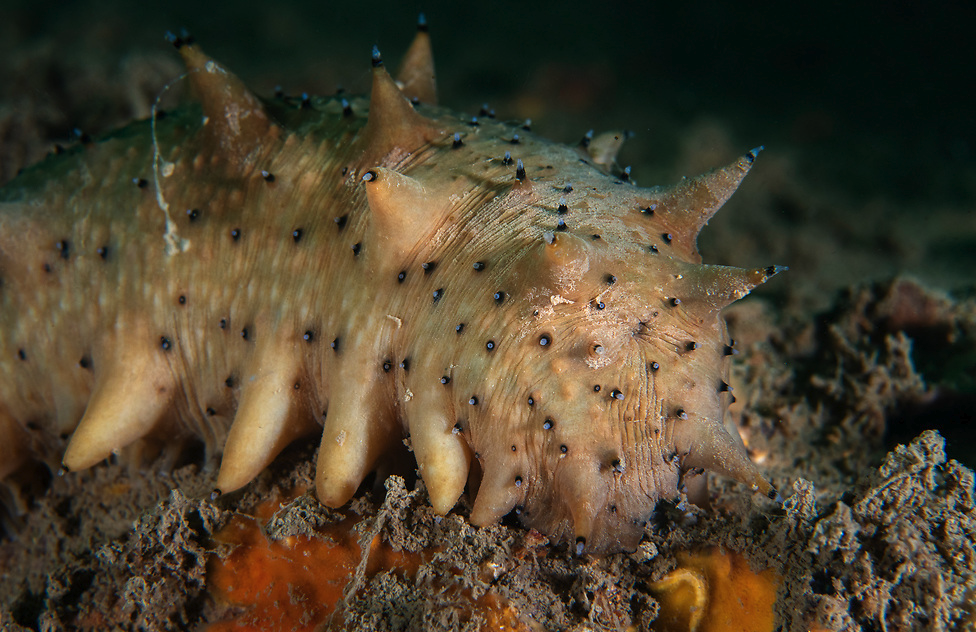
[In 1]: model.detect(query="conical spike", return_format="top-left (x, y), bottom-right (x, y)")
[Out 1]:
top-left (315, 350), bottom-right (399, 507)
top-left (671, 412), bottom-right (775, 499)
top-left (362, 167), bottom-right (444, 265)
top-left (361, 49), bottom-right (440, 167)
top-left (396, 15), bottom-right (437, 105)
top-left (682, 264), bottom-right (787, 311)
top-left (643, 147), bottom-right (762, 257)
top-left (406, 387), bottom-right (471, 515)
top-left (554, 458), bottom-right (609, 554)
top-left (585, 130), bottom-right (633, 170)
top-left (469, 464), bottom-right (523, 526)
top-left (529, 232), bottom-right (592, 297)
top-left (215, 341), bottom-right (316, 494)
top-left (0, 413), bottom-right (28, 480)
top-left (172, 37), bottom-right (275, 164)
top-left (541, 231), bottom-right (590, 272)
top-left (62, 336), bottom-right (176, 471)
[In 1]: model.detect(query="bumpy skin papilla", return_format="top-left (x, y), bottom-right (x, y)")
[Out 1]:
top-left (0, 25), bottom-right (781, 554)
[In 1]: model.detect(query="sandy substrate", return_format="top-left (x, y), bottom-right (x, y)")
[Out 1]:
top-left (1, 2), bottom-right (975, 630)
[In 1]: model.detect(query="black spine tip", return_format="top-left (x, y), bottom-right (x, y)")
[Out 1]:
top-left (515, 159), bottom-right (526, 181)
top-left (746, 145), bottom-right (765, 163)
top-left (362, 170), bottom-right (377, 183)
top-left (371, 46), bottom-right (383, 68)
top-left (210, 488), bottom-right (222, 501)
top-left (261, 170), bottom-right (275, 183)
top-left (580, 129), bottom-right (593, 148)
top-left (417, 12), bottom-right (428, 31)
top-left (165, 31), bottom-right (186, 49)
top-left (452, 133), bottom-right (463, 148)
top-left (575, 537), bottom-right (586, 556)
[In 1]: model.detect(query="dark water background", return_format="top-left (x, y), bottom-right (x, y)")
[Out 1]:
top-left (5, 0), bottom-right (973, 204)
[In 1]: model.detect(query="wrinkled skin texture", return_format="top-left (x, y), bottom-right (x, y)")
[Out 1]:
top-left (0, 33), bottom-right (779, 553)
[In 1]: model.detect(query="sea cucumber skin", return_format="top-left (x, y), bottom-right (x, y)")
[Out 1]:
top-left (0, 33), bottom-right (780, 553)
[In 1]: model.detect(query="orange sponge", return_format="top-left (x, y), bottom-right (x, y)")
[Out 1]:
top-left (648, 548), bottom-right (781, 632)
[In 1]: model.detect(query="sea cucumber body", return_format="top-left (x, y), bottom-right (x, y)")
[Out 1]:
top-left (0, 36), bottom-right (778, 553)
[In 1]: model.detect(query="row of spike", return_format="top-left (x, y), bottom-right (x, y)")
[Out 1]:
top-left (168, 20), bottom-right (439, 169)
top-left (173, 18), bottom-right (767, 267)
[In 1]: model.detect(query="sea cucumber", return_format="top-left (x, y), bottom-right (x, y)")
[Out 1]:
top-left (0, 22), bottom-right (782, 554)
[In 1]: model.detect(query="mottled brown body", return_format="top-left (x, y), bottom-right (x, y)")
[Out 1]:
top-left (0, 28), bottom-right (780, 553)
